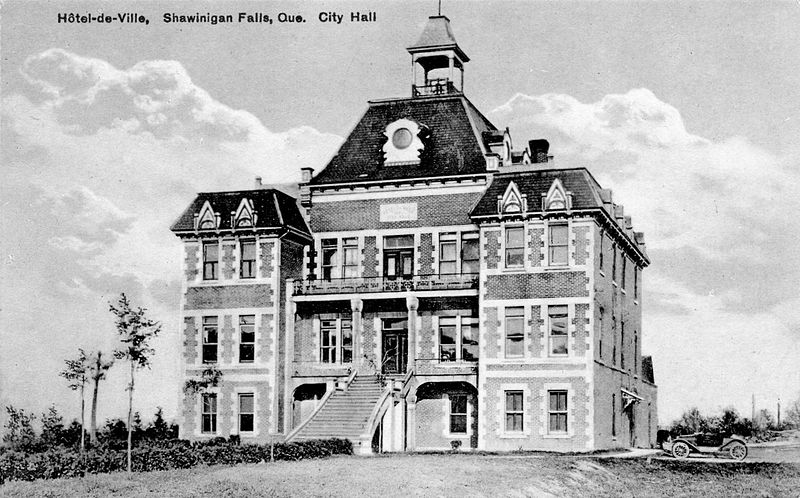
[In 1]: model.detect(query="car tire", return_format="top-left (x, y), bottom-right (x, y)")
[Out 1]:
top-left (672, 441), bottom-right (690, 459)
top-left (728, 441), bottom-right (747, 461)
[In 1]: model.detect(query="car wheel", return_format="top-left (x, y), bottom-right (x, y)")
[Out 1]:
top-left (672, 441), bottom-right (690, 459)
top-left (728, 441), bottom-right (747, 461)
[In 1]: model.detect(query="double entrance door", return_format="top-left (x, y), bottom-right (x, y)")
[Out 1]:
top-left (381, 318), bottom-right (408, 374)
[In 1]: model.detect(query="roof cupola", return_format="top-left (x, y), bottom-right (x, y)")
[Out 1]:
top-left (407, 15), bottom-right (468, 97)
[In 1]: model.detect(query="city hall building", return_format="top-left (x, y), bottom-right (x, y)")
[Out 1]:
top-left (171, 15), bottom-right (657, 453)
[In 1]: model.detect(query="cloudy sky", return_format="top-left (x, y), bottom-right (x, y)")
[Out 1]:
top-left (1, 1), bottom-right (799, 427)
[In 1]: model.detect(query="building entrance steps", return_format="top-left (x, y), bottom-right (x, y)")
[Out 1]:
top-left (288, 374), bottom-right (387, 446)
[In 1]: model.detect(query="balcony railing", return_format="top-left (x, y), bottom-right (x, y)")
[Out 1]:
top-left (412, 79), bottom-right (459, 97)
top-left (293, 274), bottom-right (479, 296)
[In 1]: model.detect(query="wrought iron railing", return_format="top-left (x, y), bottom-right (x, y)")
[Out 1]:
top-left (412, 79), bottom-right (458, 97)
top-left (293, 273), bottom-right (478, 296)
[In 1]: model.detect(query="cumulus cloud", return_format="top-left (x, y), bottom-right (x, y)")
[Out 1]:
top-left (1, 49), bottom-right (342, 423)
top-left (491, 89), bottom-right (800, 421)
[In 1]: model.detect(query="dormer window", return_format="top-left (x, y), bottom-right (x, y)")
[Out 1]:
top-left (499, 181), bottom-right (527, 215)
top-left (196, 201), bottom-right (219, 231)
top-left (544, 179), bottom-right (571, 211)
top-left (234, 198), bottom-right (256, 228)
top-left (392, 128), bottom-right (413, 149)
top-left (383, 119), bottom-right (425, 165)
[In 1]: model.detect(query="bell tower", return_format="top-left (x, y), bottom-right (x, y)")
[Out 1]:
top-left (407, 15), bottom-right (469, 97)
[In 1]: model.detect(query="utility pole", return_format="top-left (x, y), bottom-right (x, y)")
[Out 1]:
top-left (751, 393), bottom-right (755, 421)
top-left (778, 398), bottom-right (781, 428)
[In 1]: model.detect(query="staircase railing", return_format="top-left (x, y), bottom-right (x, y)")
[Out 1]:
top-left (358, 369), bottom-right (415, 451)
top-left (284, 378), bottom-right (340, 442)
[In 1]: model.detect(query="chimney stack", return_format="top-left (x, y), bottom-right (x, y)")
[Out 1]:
top-left (301, 167), bottom-right (314, 183)
top-left (254, 176), bottom-right (263, 189)
top-left (528, 139), bottom-right (551, 164)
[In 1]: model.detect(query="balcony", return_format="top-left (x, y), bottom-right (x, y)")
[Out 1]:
top-left (412, 79), bottom-right (459, 97)
top-left (293, 274), bottom-right (479, 296)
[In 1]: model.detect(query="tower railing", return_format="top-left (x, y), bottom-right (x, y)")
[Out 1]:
top-left (412, 79), bottom-right (459, 97)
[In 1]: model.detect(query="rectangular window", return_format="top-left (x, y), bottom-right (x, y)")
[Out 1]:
top-left (612, 244), bottom-right (618, 282)
top-left (598, 308), bottom-right (604, 360)
top-left (202, 316), bottom-right (218, 363)
top-left (439, 316), bottom-right (479, 362)
top-left (548, 391), bottom-right (568, 433)
top-left (505, 227), bottom-right (524, 267)
top-left (621, 256), bottom-right (627, 289)
top-left (320, 319), bottom-right (338, 364)
top-left (341, 319), bottom-right (353, 363)
top-left (439, 317), bottom-right (457, 361)
top-left (240, 240), bottom-right (256, 279)
top-left (450, 394), bottom-right (468, 434)
top-left (505, 391), bottom-right (524, 432)
top-left (439, 233), bottom-right (457, 275)
top-left (461, 232), bottom-right (480, 274)
top-left (319, 316), bottom-right (352, 364)
top-left (461, 317), bottom-right (479, 361)
top-left (505, 307), bottom-right (524, 358)
top-left (201, 393), bottom-right (217, 434)
top-left (321, 239), bottom-right (338, 280)
top-left (383, 235), bottom-right (414, 279)
top-left (612, 394), bottom-right (617, 437)
top-left (342, 238), bottom-right (359, 278)
top-left (634, 331), bottom-right (639, 374)
top-left (634, 267), bottom-right (639, 299)
top-left (549, 305), bottom-right (568, 356)
top-left (239, 315), bottom-right (255, 363)
top-left (599, 232), bottom-right (605, 271)
top-left (203, 242), bottom-right (219, 280)
top-left (612, 316), bottom-right (617, 366)
top-left (548, 224), bottom-right (568, 265)
top-left (620, 321), bottom-right (626, 370)
top-left (238, 393), bottom-right (254, 433)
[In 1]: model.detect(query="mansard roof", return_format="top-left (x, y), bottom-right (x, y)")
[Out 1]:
top-left (471, 167), bottom-right (649, 265)
top-left (170, 188), bottom-right (310, 236)
top-left (309, 94), bottom-right (497, 185)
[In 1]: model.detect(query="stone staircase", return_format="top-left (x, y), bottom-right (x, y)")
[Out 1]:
top-left (290, 374), bottom-right (386, 446)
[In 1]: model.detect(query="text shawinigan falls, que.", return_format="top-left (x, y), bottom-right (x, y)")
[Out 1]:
top-left (162, 11), bottom-right (377, 25)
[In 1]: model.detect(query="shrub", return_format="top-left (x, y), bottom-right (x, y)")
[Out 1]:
top-left (0, 438), bottom-right (352, 483)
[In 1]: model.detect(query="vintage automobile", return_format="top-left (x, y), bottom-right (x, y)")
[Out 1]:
top-left (668, 432), bottom-right (748, 461)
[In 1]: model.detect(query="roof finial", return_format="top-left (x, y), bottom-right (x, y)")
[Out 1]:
top-left (438, 0), bottom-right (442, 16)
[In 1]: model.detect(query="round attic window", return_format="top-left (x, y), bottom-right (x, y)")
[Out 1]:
top-left (392, 128), bottom-right (413, 149)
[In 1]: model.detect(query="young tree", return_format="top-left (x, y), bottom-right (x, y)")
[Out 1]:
top-left (110, 293), bottom-right (162, 473)
top-left (786, 397), bottom-right (800, 429)
top-left (3, 405), bottom-right (37, 451)
top-left (59, 348), bottom-right (89, 452)
top-left (40, 405), bottom-right (65, 448)
top-left (147, 407), bottom-right (172, 440)
top-left (87, 350), bottom-right (114, 444)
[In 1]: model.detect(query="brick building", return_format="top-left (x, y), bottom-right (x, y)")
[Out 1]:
top-left (171, 15), bottom-right (657, 453)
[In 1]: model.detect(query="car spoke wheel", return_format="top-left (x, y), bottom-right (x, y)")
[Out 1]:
top-left (672, 441), bottom-right (690, 459)
top-left (728, 442), bottom-right (747, 461)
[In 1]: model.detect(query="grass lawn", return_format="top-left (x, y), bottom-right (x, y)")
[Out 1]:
top-left (2, 453), bottom-right (799, 497)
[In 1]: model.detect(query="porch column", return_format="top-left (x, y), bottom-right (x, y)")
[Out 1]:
top-left (406, 394), bottom-right (417, 451)
top-left (448, 55), bottom-right (454, 87)
top-left (351, 298), bottom-right (364, 370)
top-left (406, 296), bottom-right (419, 371)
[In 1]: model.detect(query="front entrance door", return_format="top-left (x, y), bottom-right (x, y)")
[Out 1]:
top-left (381, 318), bottom-right (408, 374)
